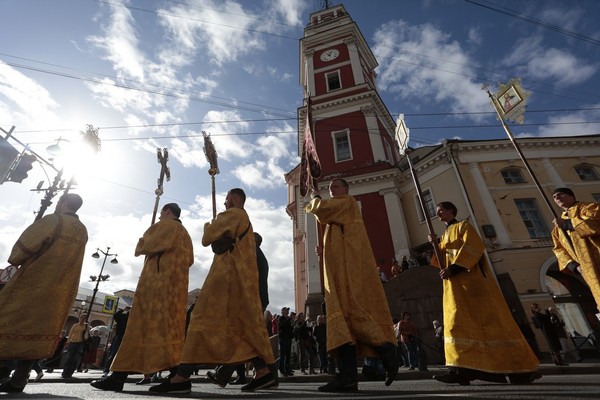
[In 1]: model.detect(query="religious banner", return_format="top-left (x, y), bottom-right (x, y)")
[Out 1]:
top-left (299, 97), bottom-right (321, 197)
top-left (491, 78), bottom-right (530, 124)
top-left (394, 113), bottom-right (410, 155)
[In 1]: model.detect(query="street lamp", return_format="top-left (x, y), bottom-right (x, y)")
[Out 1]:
top-left (85, 247), bottom-right (118, 324)
top-left (73, 300), bottom-right (86, 317)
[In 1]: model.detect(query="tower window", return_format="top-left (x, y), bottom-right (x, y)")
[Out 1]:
top-left (326, 71), bottom-right (341, 91)
top-left (501, 168), bottom-right (526, 184)
top-left (575, 165), bottom-right (599, 181)
top-left (514, 198), bottom-right (550, 239)
top-left (332, 129), bottom-right (352, 162)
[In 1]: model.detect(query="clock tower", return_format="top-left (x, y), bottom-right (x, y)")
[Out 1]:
top-left (287, 4), bottom-right (413, 317)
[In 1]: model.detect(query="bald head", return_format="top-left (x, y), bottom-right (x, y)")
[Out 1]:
top-left (56, 193), bottom-right (83, 214)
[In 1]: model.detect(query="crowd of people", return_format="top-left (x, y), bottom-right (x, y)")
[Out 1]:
top-left (0, 181), bottom-right (598, 394)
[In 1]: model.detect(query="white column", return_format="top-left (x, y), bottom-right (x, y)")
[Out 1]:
top-left (379, 188), bottom-right (411, 258)
top-left (541, 157), bottom-right (565, 188)
top-left (467, 162), bottom-right (512, 247)
top-left (361, 106), bottom-right (386, 162)
top-left (344, 38), bottom-right (364, 85)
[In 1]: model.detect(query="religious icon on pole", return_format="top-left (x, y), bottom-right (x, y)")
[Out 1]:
top-left (490, 78), bottom-right (530, 124)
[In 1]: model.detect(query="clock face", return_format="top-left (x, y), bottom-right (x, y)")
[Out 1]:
top-left (320, 48), bottom-right (340, 62)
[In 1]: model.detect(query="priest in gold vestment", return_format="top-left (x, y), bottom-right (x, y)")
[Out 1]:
top-left (305, 178), bottom-right (398, 393)
top-left (551, 188), bottom-right (600, 309)
top-left (91, 203), bottom-right (193, 392)
top-left (0, 194), bottom-right (88, 394)
top-left (148, 188), bottom-right (276, 395)
top-left (430, 201), bottom-right (539, 385)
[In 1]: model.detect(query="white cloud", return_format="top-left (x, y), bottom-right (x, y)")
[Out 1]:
top-left (87, 0), bottom-right (146, 81)
top-left (536, 104), bottom-right (600, 137)
top-left (373, 20), bottom-right (490, 119)
top-left (0, 62), bottom-right (61, 129)
top-left (501, 36), bottom-right (597, 86)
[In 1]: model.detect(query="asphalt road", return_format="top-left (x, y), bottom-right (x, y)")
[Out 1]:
top-left (4, 373), bottom-right (600, 399)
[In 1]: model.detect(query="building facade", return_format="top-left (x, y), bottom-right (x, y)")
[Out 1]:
top-left (285, 3), bottom-right (600, 356)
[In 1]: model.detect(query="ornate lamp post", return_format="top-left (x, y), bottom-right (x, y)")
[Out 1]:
top-left (86, 247), bottom-right (118, 324)
top-left (73, 300), bottom-right (86, 317)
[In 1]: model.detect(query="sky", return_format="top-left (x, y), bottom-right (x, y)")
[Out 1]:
top-left (1, 0), bottom-right (599, 316)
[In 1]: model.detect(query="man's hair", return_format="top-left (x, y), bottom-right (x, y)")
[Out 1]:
top-left (437, 201), bottom-right (457, 217)
top-left (332, 178), bottom-right (349, 190)
top-left (229, 188), bottom-right (246, 205)
top-left (60, 193), bottom-right (83, 212)
top-left (553, 187), bottom-right (575, 198)
top-left (162, 203), bottom-right (181, 218)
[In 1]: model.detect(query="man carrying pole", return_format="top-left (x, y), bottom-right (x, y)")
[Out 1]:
top-left (396, 116), bottom-right (540, 385)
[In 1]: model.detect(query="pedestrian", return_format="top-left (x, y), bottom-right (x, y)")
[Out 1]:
top-left (429, 201), bottom-right (540, 385)
top-left (432, 320), bottom-right (445, 364)
top-left (90, 203), bottom-right (194, 392)
top-left (148, 188), bottom-right (276, 394)
top-left (45, 330), bottom-right (68, 373)
top-left (102, 306), bottom-right (130, 376)
top-left (0, 194), bottom-right (88, 393)
top-left (305, 178), bottom-right (398, 392)
top-left (278, 307), bottom-right (294, 376)
top-left (530, 304), bottom-right (567, 366)
top-left (398, 312), bottom-right (418, 370)
top-left (551, 188), bottom-right (600, 309)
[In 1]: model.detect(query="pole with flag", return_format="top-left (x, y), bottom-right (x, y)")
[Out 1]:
top-left (485, 79), bottom-right (559, 219)
top-left (151, 148), bottom-right (170, 225)
top-left (300, 97), bottom-right (321, 197)
top-left (203, 131), bottom-right (219, 219)
top-left (395, 115), bottom-right (443, 266)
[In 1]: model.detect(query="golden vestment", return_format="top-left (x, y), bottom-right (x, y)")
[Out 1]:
top-left (432, 220), bottom-right (538, 373)
top-left (111, 219), bottom-right (193, 374)
top-left (552, 202), bottom-right (600, 309)
top-left (305, 195), bottom-right (396, 356)
top-left (181, 207), bottom-right (274, 365)
top-left (0, 213), bottom-right (88, 360)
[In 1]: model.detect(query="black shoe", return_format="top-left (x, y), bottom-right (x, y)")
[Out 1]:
top-left (149, 379), bottom-right (192, 394)
top-left (0, 382), bottom-right (25, 393)
top-left (433, 372), bottom-right (471, 386)
top-left (241, 373), bottom-right (277, 392)
top-left (508, 371), bottom-right (542, 384)
top-left (136, 377), bottom-right (151, 385)
top-left (380, 345), bottom-right (399, 386)
top-left (90, 377), bottom-right (124, 392)
top-left (318, 379), bottom-right (358, 393)
top-left (230, 377), bottom-right (247, 385)
top-left (206, 371), bottom-right (227, 388)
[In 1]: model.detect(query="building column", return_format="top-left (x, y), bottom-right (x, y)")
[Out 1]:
top-left (379, 188), bottom-right (411, 258)
top-left (541, 157), bottom-right (565, 188)
top-left (344, 38), bottom-right (364, 85)
top-left (467, 162), bottom-right (512, 247)
top-left (361, 106), bottom-right (386, 162)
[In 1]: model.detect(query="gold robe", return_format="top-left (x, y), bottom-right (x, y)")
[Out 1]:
top-left (552, 201), bottom-right (600, 309)
top-left (305, 195), bottom-right (396, 356)
top-left (111, 219), bottom-right (193, 374)
top-left (0, 213), bottom-right (88, 360)
top-left (181, 207), bottom-right (274, 365)
top-left (432, 220), bottom-right (538, 373)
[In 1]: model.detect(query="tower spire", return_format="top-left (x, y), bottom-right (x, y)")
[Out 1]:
top-left (321, 0), bottom-right (332, 10)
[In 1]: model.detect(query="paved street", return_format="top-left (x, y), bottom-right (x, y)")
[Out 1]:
top-left (3, 365), bottom-right (600, 399)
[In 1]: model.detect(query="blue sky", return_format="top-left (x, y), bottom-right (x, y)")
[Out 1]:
top-left (1, 0), bottom-right (599, 314)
